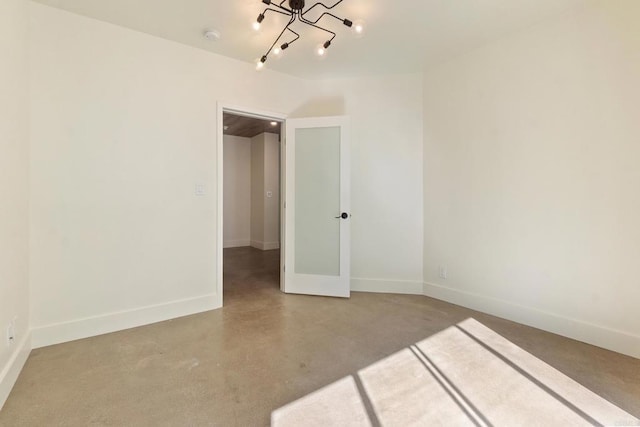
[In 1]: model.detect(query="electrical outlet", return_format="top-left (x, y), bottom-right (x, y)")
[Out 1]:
top-left (438, 265), bottom-right (448, 279)
top-left (6, 319), bottom-right (15, 347)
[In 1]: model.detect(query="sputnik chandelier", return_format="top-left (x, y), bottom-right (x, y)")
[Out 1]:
top-left (253, 0), bottom-right (364, 70)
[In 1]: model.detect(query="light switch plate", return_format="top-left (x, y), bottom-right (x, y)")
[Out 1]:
top-left (438, 265), bottom-right (448, 279)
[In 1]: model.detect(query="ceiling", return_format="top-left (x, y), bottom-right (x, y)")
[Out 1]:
top-left (224, 113), bottom-right (281, 138)
top-left (32, 0), bottom-right (587, 79)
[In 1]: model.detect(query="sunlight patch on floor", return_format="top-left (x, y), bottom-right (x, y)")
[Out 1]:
top-left (272, 318), bottom-right (639, 426)
top-left (271, 376), bottom-right (371, 426)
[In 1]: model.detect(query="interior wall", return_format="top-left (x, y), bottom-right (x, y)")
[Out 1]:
top-left (250, 134), bottom-right (265, 249)
top-left (263, 133), bottom-right (281, 250)
top-left (0, 0), bottom-right (31, 408)
top-left (223, 135), bottom-right (251, 248)
top-left (249, 132), bottom-right (280, 251)
top-left (423, 0), bottom-right (640, 358)
top-left (28, 3), bottom-right (318, 348)
top-left (318, 74), bottom-right (425, 294)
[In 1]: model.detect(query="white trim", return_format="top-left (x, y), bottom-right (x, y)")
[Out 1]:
top-left (0, 332), bottom-right (31, 410)
top-left (280, 121), bottom-right (287, 292)
top-left (31, 294), bottom-right (218, 349)
top-left (216, 103), bottom-right (224, 309)
top-left (423, 281), bottom-right (640, 359)
top-left (223, 239), bottom-right (251, 248)
top-left (250, 240), bottom-right (280, 250)
top-left (351, 278), bottom-right (423, 295)
top-left (216, 102), bottom-right (287, 307)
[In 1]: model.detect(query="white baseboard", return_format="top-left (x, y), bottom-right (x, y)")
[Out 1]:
top-left (223, 239), bottom-right (250, 248)
top-left (0, 332), bottom-right (31, 410)
top-left (351, 278), bottom-right (423, 295)
top-left (423, 282), bottom-right (640, 359)
top-left (31, 294), bottom-right (220, 349)
top-left (250, 240), bottom-right (280, 250)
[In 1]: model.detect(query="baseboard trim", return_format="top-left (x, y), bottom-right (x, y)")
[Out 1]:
top-left (250, 240), bottom-right (280, 250)
top-left (0, 332), bottom-right (31, 410)
top-left (31, 294), bottom-right (220, 349)
top-left (351, 278), bottom-right (423, 295)
top-left (423, 282), bottom-right (640, 359)
top-left (224, 239), bottom-right (250, 248)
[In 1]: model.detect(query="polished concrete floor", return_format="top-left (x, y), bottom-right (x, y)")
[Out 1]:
top-left (1, 247), bottom-right (639, 425)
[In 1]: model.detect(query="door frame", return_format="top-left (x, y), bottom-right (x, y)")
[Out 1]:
top-left (216, 102), bottom-right (287, 307)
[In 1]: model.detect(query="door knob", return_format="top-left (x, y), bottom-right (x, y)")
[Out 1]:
top-left (334, 212), bottom-right (349, 219)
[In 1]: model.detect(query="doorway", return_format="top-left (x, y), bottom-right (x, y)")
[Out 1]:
top-left (216, 103), bottom-right (351, 306)
top-left (218, 106), bottom-right (285, 304)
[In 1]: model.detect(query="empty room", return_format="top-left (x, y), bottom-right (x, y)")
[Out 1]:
top-left (0, 0), bottom-right (638, 425)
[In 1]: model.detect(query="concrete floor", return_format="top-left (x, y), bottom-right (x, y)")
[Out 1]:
top-left (1, 246), bottom-right (639, 425)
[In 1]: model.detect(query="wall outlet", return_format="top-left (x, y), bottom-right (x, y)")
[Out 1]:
top-left (195, 184), bottom-right (206, 196)
top-left (438, 265), bottom-right (448, 279)
top-left (5, 318), bottom-right (16, 347)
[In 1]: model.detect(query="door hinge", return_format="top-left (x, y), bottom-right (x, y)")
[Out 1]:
top-left (283, 265), bottom-right (286, 272)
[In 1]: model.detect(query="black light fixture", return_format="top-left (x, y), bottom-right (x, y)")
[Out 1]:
top-left (253, 0), bottom-right (364, 70)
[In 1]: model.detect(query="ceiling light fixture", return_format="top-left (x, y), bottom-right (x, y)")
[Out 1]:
top-left (253, 0), bottom-right (362, 69)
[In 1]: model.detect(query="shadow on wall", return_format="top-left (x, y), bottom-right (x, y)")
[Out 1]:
top-left (289, 97), bottom-right (346, 118)
top-left (271, 318), bottom-right (638, 426)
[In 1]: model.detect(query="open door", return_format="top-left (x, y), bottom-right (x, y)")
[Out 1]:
top-left (283, 116), bottom-right (350, 298)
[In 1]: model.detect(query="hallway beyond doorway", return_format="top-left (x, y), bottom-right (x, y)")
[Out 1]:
top-left (223, 247), bottom-right (280, 304)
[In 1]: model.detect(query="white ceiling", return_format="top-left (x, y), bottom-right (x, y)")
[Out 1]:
top-left (32, 0), bottom-right (587, 79)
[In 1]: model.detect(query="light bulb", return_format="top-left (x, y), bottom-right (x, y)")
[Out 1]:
top-left (352, 20), bottom-right (365, 37)
top-left (253, 13), bottom-right (265, 31)
top-left (316, 46), bottom-right (325, 57)
top-left (256, 57), bottom-right (266, 71)
top-left (273, 47), bottom-right (282, 56)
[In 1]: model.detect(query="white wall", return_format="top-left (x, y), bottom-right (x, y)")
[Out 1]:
top-left (28, 3), bottom-right (318, 348)
top-left (263, 133), bottom-right (281, 250)
top-left (319, 74), bottom-right (425, 294)
top-left (250, 134), bottom-right (265, 249)
top-left (423, 0), bottom-right (640, 358)
top-left (250, 132), bottom-right (280, 251)
top-left (225, 132), bottom-right (279, 251)
top-left (223, 135), bottom-right (251, 248)
top-left (0, 0), bottom-right (31, 409)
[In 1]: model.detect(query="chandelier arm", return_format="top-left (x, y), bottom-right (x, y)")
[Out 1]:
top-left (269, 2), bottom-right (294, 14)
top-left (304, 11), bottom-right (347, 25)
top-left (262, 7), bottom-right (292, 17)
top-left (285, 27), bottom-right (301, 45)
top-left (299, 15), bottom-right (337, 42)
top-left (263, 15), bottom-right (296, 58)
top-left (302, 0), bottom-right (345, 18)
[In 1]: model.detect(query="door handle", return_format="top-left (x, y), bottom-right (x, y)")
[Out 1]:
top-left (335, 212), bottom-right (349, 219)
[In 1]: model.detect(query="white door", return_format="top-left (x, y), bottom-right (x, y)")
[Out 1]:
top-left (283, 116), bottom-right (350, 298)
